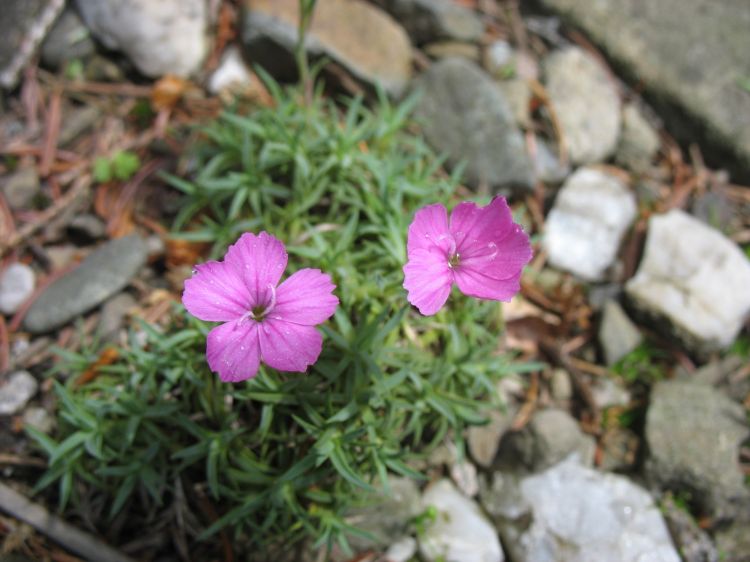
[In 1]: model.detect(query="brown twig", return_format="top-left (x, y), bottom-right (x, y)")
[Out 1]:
top-left (0, 483), bottom-right (136, 562)
top-left (0, 316), bottom-right (9, 373)
top-left (39, 88), bottom-right (62, 177)
top-left (0, 174), bottom-right (90, 257)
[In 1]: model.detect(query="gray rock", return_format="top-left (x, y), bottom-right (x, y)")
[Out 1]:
top-left (24, 235), bottom-right (147, 333)
top-left (496, 408), bottom-right (595, 472)
top-left (645, 380), bottom-right (750, 519)
top-left (533, 137), bottom-right (570, 184)
top-left (481, 456), bottom-right (681, 562)
top-left (550, 368), bottom-right (573, 402)
top-left (467, 407), bottom-right (515, 468)
top-left (543, 167), bottom-right (637, 281)
top-left (691, 191), bottom-right (736, 234)
top-left (2, 167), bottom-right (40, 210)
top-left (97, 292), bottom-right (136, 340)
top-left (615, 103), bottom-right (660, 172)
top-left (0, 371), bottom-right (38, 415)
top-left (374, 0), bottom-right (483, 44)
top-left (0, 0), bottom-right (65, 89)
top-left (75, 0), bottom-right (206, 77)
top-left (423, 41), bottom-right (480, 62)
top-left (413, 58), bottom-right (534, 192)
top-left (714, 514), bottom-right (750, 562)
top-left (22, 406), bottom-right (54, 434)
top-left (496, 79), bottom-right (531, 129)
top-left (59, 105), bottom-right (100, 147)
top-left (625, 210), bottom-right (750, 354)
top-left (536, 0), bottom-right (750, 181)
top-left (419, 479), bottom-right (503, 562)
top-left (68, 213), bottom-right (106, 242)
top-left (661, 495), bottom-right (719, 562)
top-left (344, 477), bottom-right (422, 552)
top-left (598, 428), bottom-right (638, 472)
top-left (543, 47), bottom-right (621, 164)
top-left (0, 263), bottom-right (36, 315)
top-left (241, 0), bottom-right (412, 97)
top-left (40, 6), bottom-right (95, 70)
top-left (599, 299), bottom-right (642, 365)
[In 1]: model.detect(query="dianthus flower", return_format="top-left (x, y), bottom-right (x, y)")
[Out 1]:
top-left (182, 232), bottom-right (338, 382)
top-left (403, 197), bottom-right (532, 315)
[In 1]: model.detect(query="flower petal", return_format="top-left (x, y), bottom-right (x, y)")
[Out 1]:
top-left (453, 268), bottom-right (523, 302)
top-left (224, 232), bottom-right (288, 307)
top-left (273, 268), bottom-right (339, 326)
top-left (206, 319), bottom-right (261, 382)
top-left (407, 203), bottom-right (453, 255)
top-left (258, 319), bottom-right (323, 372)
top-left (182, 260), bottom-right (249, 322)
top-left (403, 247), bottom-right (453, 315)
top-left (451, 197), bottom-right (532, 281)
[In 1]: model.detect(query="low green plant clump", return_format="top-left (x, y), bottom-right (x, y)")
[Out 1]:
top-left (31, 81), bottom-right (535, 555)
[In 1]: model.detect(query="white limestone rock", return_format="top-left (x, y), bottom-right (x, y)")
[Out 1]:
top-left (75, 0), bottom-right (207, 77)
top-left (543, 167), bottom-right (637, 281)
top-left (625, 209), bottom-right (750, 353)
top-left (420, 479), bottom-right (503, 562)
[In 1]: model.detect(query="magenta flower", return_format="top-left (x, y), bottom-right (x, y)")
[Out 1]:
top-left (182, 232), bottom-right (339, 382)
top-left (403, 197), bottom-right (532, 316)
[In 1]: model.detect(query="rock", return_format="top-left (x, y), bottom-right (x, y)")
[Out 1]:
top-left (467, 407), bottom-right (515, 468)
top-left (714, 515), bottom-right (750, 562)
top-left (423, 41), bottom-right (480, 62)
top-left (599, 300), bottom-right (642, 365)
top-left (385, 537), bottom-right (417, 562)
top-left (691, 191), bottom-right (736, 234)
top-left (533, 137), bottom-right (570, 184)
top-left (40, 6), bottom-right (95, 70)
top-left (550, 368), bottom-right (573, 402)
top-left (2, 167), bottom-right (40, 210)
top-left (59, 105), bottom-right (100, 147)
top-left (591, 376), bottom-right (631, 409)
top-left (536, 0), bottom-right (750, 181)
top-left (598, 428), bottom-right (638, 472)
top-left (241, 0), bottom-right (412, 97)
top-left (625, 210), bottom-right (750, 354)
top-left (661, 495), bottom-right (719, 562)
top-left (0, 371), bottom-right (38, 415)
top-left (24, 235), bottom-right (147, 333)
top-left (75, 0), bottom-right (207, 78)
top-left (615, 103), bottom-right (660, 172)
top-left (496, 79), bottom-right (531, 129)
top-left (0, 0), bottom-right (65, 89)
top-left (543, 47), bottom-right (621, 164)
top-left (68, 213), bottom-right (106, 242)
top-left (419, 479), bottom-right (503, 562)
top-left (481, 456), bottom-right (682, 562)
top-left (483, 40), bottom-right (515, 78)
top-left (208, 46), bottom-right (254, 95)
top-left (413, 58), bottom-right (534, 193)
top-left (450, 458), bottom-right (479, 497)
top-left (374, 0), bottom-right (483, 44)
top-left (23, 406), bottom-right (54, 434)
top-left (97, 293), bottom-right (136, 340)
top-left (645, 380), bottom-right (750, 519)
top-left (543, 167), bottom-right (637, 281)
top-left (496, 408), bottom-right (596, 472)
top-left (0, 263), bottom-right (36, 315)
top-left (344, 478), bottom-right (422, 552)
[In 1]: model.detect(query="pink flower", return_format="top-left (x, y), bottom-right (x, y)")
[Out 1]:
top-left (403, 197), bottom-right (532, 316)
top-left (182, 232), bottom-right (339, 382)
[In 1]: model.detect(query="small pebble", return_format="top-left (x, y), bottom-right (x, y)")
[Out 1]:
top-left (23, 406), bottom-right (54, 434)
top-left (0, 371), bottom-right (38, 416)
top-left (0, 263), bottom-right (36, 315)
top-left (385, 537), bottom-right (417, 562)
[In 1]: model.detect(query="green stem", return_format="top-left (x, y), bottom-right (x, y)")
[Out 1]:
top-left (296, 0), bottom-right (317, 105)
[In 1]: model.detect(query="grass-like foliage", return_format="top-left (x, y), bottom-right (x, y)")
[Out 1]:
top-left (30, 80), bottom-right (534, 556)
